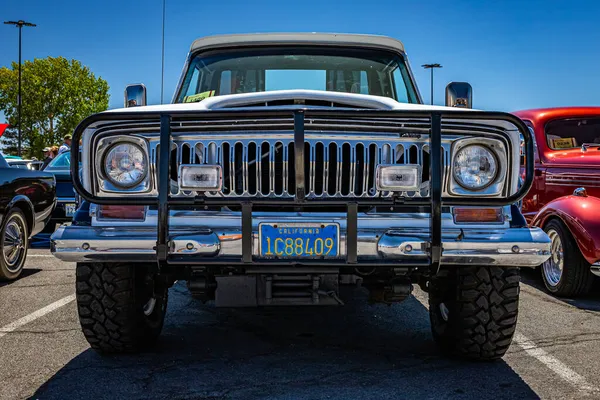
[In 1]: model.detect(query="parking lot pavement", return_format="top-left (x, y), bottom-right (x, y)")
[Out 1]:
top-left (0, 250), bottom-right (599, 400)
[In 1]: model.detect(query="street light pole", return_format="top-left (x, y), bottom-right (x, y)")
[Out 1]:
top-left (160, 0), bottom-right (166, 105)
top-left (4, 20), bottom-right (36, 156)
top-left (421, 63), bottom-right (442, 105)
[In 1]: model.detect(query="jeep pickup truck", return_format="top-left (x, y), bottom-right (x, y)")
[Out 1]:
top-left (51, 33), bottom-right (551, 360)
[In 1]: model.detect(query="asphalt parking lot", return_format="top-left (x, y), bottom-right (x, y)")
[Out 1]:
top-left (1, 249), bottom-right (599, 400)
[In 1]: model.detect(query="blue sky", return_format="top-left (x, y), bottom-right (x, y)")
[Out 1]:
top-left (1, 0), bottom-right (600, 114)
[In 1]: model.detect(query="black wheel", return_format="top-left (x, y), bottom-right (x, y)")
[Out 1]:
top-left (541, 219), bottom-right (595, 297)
top-left (76, 263), bottom-right (168, 353)
top-left (0, 208), bottom-right (29, 281)
top-left (429, 266), bottom-right (520, 361)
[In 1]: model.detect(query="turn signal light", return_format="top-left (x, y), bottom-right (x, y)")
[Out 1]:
top-left (97, 205), bottom-right (146, 220)
top-left (453, 207), bottom-right (503, 223)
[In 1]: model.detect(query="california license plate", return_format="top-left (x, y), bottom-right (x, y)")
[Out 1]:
top-left (65, 203), bottom-right (76, 217)
top-left (259, 223), bottom-right (339, 258)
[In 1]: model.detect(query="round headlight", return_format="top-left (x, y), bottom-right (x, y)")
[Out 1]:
top-left (103, 142), bottom-right (147, 188)
top-left (453, 145), bottom-right (498, 190)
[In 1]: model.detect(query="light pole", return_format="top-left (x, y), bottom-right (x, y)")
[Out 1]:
top-left (421, 63), bottom-right (442, 105)
top-left (161, 0), bottom-right (166, 104)
top-left (4, 20), bottom-right (36, 156)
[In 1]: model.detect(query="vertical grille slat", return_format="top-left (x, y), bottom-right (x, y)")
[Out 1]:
top-left (234, 143), bottom-right (244, 195)
top-left (222, 143), bottom-right (231, 195)
top-left (341, 143), bottom-right (351, 196)
top-left (336, 144), bottom-right (343, 195)
top-left (327, 143), bottom-right (337, 196)
top-left (304, 142), bottom-right (311, 195)
top-left (260, 142), bottom-right (270, 195)
top-left (287, 143), bottom-right (296, 195)
top-left (274, 142), bottom-right (284, 195)
top-left (314, 143), bottom-right (324, 196)
top-left (349, 143), bottom-right (356, 196)
top-left (248, 142), bottom-right (257, 195)
top-left (282, 143), bottom-right (288, 194)
top-left (270, 143), bottom-right (276, 195)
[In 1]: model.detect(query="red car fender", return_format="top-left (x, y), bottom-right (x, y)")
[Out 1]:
top-left (0, 124), bottom-right (9, 136)
top-left (531, 195), bottom-right (600, 264)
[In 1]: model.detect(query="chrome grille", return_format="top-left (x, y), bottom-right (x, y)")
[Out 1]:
top-left (151, 135), bottom-right (450, 199)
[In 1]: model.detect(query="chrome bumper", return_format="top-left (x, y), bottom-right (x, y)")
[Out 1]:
top-left (592, 262), bottom-right (600, 278)
top-left (51, 215), bottom-right (551, 267)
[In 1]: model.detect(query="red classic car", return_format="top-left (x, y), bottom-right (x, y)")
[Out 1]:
top-left (514, 107), bottom-right (600, 296)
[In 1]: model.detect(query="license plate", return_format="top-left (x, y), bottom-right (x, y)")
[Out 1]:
top-left (259, 223), bottom-right (339, 258)
top-left (65, 203), bottom-right (76, 217)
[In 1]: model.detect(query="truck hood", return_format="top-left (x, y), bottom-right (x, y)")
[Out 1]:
top-left (546, 148), bottom-right (600, 166)
top-left (106, 90), bottom-right (479, 113)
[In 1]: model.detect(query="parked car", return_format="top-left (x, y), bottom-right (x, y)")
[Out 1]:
top-left (0, 153), bottom-right (56, 280)
top-left (42, 151), bottom-right (76, 231)
top-left (51, 33), bottom-right (551, 360)
top-left (7, 159), bottom-right (44, 171)
top-left (514, 107), bottom-right (600, 297)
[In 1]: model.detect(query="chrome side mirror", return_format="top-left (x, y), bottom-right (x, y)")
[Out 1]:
top-left (124, 84), bottom-right (147, 107)
top-left (445, 82), bottom-right (473, 108)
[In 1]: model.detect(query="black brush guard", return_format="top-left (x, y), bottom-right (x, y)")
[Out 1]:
top-left (70, 109), bottom-right (534, 271)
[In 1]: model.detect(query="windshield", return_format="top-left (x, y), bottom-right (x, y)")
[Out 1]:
top-left (176, 47), bottom-right (419, 103)
top-left (546, 118), bottom-right (600, 149)
top-left (45, 151), bottom-right (71, 171)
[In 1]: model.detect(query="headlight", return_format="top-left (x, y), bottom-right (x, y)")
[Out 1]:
top-left (453, 145), bottom-right (498, 190)
top-left (103, 142), bottom-right (148, 188)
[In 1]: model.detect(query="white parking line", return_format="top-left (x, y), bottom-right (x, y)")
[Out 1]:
top-left (513, 333), bottom-right (599, 394)
top-left (0, 294), bottom-right (76, 339)
top-left (26, 254), bottom-right (55, 257)
top-left (412, 291), bottom-right (599, 394)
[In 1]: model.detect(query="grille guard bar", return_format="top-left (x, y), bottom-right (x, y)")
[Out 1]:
top-left (69, 109), bottom-right (535, 270)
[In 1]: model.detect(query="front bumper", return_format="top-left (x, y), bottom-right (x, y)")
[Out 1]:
top-left (50, 213), bottom-right (551, 267)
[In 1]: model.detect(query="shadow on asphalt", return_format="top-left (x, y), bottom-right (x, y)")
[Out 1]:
top-left (32, 284), bottom-right (537, 400)
top-left (30, 233), bottom-right (52, 249)
top-left (520, 268), bottom-right (600, 312)
top-left (0, 268), bottom-right (41, 288)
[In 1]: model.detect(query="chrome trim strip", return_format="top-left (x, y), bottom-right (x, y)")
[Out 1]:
top-left (591, 262), bottom-right (600, 278)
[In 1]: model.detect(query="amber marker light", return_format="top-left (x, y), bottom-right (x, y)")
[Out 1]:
top-left (97, 205), bottom-right (146, 220)
top-left (453, 207), bottom-right (504, 224)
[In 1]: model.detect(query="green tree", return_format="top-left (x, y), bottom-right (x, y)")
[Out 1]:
top-left (0, 57), bottom-right (109, 158)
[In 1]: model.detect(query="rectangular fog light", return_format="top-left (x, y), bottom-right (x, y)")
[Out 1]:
top-left (179, 165), bottom-right (222, 190)
top-left (376, 165), bottom-right (422, 191)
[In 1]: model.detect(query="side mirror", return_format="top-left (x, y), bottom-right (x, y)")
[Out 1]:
top-left (124, 84), bottom-right (147, 107)
top-left (445, 82), bottom-right (473, 108)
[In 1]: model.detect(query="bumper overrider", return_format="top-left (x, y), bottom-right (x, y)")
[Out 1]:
top-left (55, 108), bottom-right (551, 269)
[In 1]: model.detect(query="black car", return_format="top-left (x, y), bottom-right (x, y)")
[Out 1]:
top-left (0, 153), bottom-right (56, 279)
top-left (42, 151), bottom-right (76, 231)
top-left (7, 159), bottom-right (44, 171)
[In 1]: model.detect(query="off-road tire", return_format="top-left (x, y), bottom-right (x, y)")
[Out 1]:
top-left (429, 266), bottom-right (520, 361)
top-left (541, 219), bottom-right (595, 297)
top-left (76, 263), bottom-right (168, 353)
top-left (0, 208), bottom-right (29, 281)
